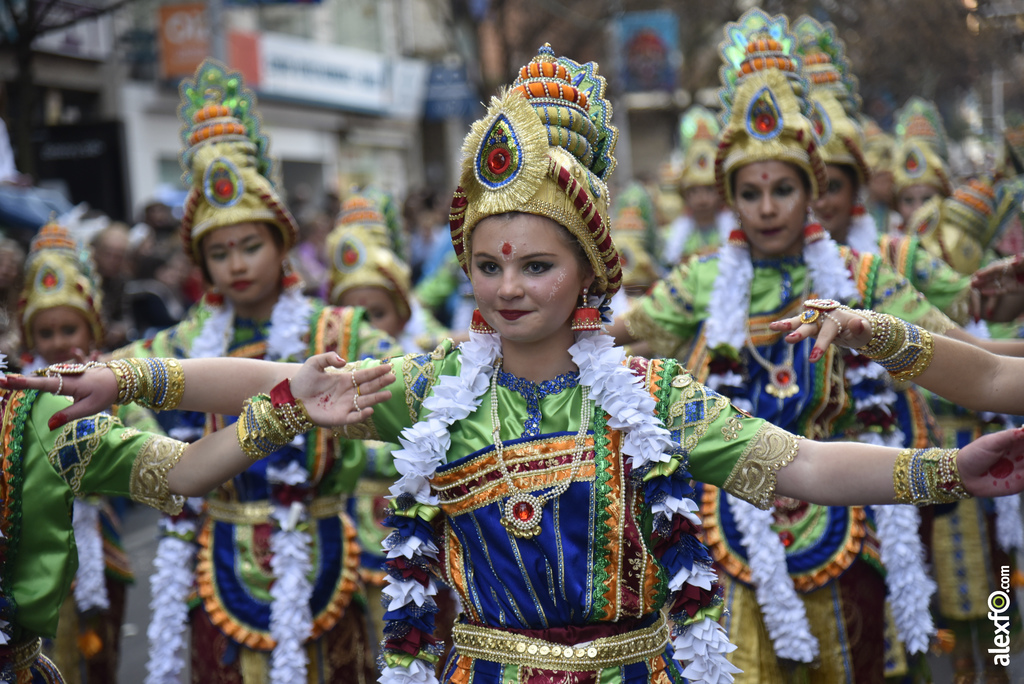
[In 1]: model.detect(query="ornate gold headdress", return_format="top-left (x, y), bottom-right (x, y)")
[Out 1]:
top-left (449, 44), bottom-right (622, 297)
top-left (679, 105), bottom-right (720, 189)
top-left (892, 97), bottom-right (952, 198)
top-left (178, 60), bottom-right (298, 263)
top-left (793, 16), bottom-right (869, 185)
top-left (326, 222), bottom-right (412, 320)
top-left (19, 220), bottom-right (104, 349)
top-left (907, 177), bottom-right (1024, 274)
top-left (715, 9), bottom-right (827, 205)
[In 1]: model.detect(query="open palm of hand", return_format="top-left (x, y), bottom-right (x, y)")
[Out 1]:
top-left (958, 428), bottom-right (1024, 498)
top-left (290, 354), bottom-right (394, 427)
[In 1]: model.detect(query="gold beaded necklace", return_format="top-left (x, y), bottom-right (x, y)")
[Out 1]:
top-left (489, 360), bottom-right (592, 539)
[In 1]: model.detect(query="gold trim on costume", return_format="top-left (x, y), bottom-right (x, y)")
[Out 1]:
top-left (205, 495), bottom-right (349, 525)
top-left (451, 613), bottom-right (668, 671)
top-left (129, 435), bottom-right (187, 515)
top-left (721, 423), bottom-right (801, 510)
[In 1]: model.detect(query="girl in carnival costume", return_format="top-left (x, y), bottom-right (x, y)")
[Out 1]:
top-left (113, 60), bottom-right (399, 683)
top-left (860, 117), bottom-right (901, 236)
top-left (325, 192), bottom-right (452, 650)
top-left (309, 40), bottom-right (1024, 684)
top-left (607, 10), bottom-right (984, 681)
top-left (663, 106), bottom-right (735, 266)
top-left (0, 339), bottom-right (396, 682)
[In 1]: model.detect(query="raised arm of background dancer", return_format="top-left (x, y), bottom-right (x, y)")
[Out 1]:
top-left (973, 254), bottom-right (1024, 296)
top-left (1, 354), bottom-right (395, 428)
top-left (777, 427), bottom-right (1024, 506)
top-left (771, 308), bottom-right (1023, 414)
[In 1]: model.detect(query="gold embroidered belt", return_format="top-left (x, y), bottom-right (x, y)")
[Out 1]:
top-left (2, 637), bottom-right (42, 671)
top-left (451, 614), bottom-right (669, 671)
top-left (205, 495), bottom-right (349, 525)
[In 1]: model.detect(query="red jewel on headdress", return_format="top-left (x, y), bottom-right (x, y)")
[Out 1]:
top-left (42, 272), bottom-right (57, 288)
top-left (513, 500), bottom-right (534, 522)
top-left (215, 179), bottom-right (234, 198)
top-left (755, 113), bottom-right (776, 134)
top-left (342, 245), bottom-right (359, 267)
top-left (906, 156), bottom-right (919, 172)
top-left (487, 148), bottom-right (511, 175)
top-left (814, 120), bottom-right (824, 136)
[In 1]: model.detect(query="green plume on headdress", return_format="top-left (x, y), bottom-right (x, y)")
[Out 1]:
top-left (792, 16), bottom-right (861, 114)
top-left (717, 9), bottom-right (808, 126)
top-left (178, 59), bottom-right (273, 186)
top-left (679, 105), bottom-right (720, 157)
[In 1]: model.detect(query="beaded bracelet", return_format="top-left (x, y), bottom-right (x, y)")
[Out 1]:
top-left (893, 448), bottom-right (969, 505)
top-left (856, 311), bottom-right (905, 360)
top-left (236, 386), bottom-right (314, 462)
top-left (855, 312), bottom-right (933, 382)
top-left (106, 358), bottom-right (186, 410)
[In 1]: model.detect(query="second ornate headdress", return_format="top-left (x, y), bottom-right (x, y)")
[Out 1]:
top-left (19, 220), bottom-right (104, 349)
top-left (892, 97), bottom-right (952, 198)
top-left (449, 44), bottom-right (622, 297)
top-left (715, 9), bottom-right (827, 205)
top-left (178, 60), bottom-right (298, 263)
top-left (793, 16), bottom-right (869, 185)
top-left (679, 105), bottom-right (720, 189)
top-left (908, 177), bottom-right (1024, 275)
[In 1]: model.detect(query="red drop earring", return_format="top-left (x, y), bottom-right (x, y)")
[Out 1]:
top-left (570, 287), bottom-right (602, 332)
top-left (470, 309), bottom-right (497, 334)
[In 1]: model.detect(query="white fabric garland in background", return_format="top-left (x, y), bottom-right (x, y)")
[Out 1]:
top-left (72, 499), bottom-right (109, 612)
top-left (145, 502), bottom-right (202, 684)
top-left (725, 495), bottom-right (818, 662)
top-left (845, 208), bottom-right (880, 256)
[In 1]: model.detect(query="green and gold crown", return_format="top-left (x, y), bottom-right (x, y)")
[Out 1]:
top-left (19, 220), bottom-right (104, 349)
top-left (908, 177), bottom-right (1023, 274)
top-left (178, 60), bottom-right (298, 263)
top-left (679, 105), bottom-right (720, 189)
top-left (892, 97), bottom-right (951, 197)
top-left (449, 44), bottom-right (622, 296)
top-left (715, 9), bottom-right (827, 204)
top-left (793, 16), bottom-right (869, 184)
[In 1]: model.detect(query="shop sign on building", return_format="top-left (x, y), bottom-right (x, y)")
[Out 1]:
top-left (230, 31), bottom-right (427, 118)
top-left (158, 4), bottom-right (208, 79)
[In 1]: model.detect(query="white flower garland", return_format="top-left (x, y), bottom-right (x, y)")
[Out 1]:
top-left (995, 495), bottom-right (1024, 553)
top-left (725, 494), bottom-right (818, 662)
top-left (382, 323), bottom-right (738, 684)
top-left (152, 286), bottom-right (316, 678)
top-left (145, 500), bottom-right (202, 684)
top-left (704, 229), bottom-right (912, 664)
top-left (72, 499), bottom-right (109, 612)
top-left (845, 207), bottom-right (880, 256)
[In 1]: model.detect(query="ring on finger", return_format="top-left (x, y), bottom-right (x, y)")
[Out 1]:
top-left (802, 298), bottom-right (842, 311)
top-left (799, 309), bottom-right (821, 325)
top-left (822, 311), bottom-right (843, 338)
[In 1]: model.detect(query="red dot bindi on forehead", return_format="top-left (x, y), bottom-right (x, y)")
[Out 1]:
top-left (501, 242), bottom-right (513, 255)
top-left (226, 240), bottom-right (237, 248)
top-left (761, 173), bottom-right (769, 181)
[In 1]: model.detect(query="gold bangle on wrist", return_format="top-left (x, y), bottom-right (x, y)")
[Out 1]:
top-left (893, 447), bottom-right (969, 505)
top-left (858, 311), bottom-right (903, 359)
top-left (106, 358), bottom-right (185, 410)
top-left (876, 324), bottom-right (934, 382)
top-left (236, 393), bottom-right (315, 462)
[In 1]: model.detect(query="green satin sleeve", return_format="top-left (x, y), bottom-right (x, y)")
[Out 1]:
top-left (12, 392), bottom-right (153, 639)
top-left (336, 340), bottom-right (460, 444)
top-left (623, 256), bottom-right (714, 357)
top-left (867, 252), bottom-right (958, 334)
top-left (653, 360), bottom-right (799, 508)
top-left (112, 300), bottom-right (218, 359)
top-left (906, 248), bottom-right (971, 326)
